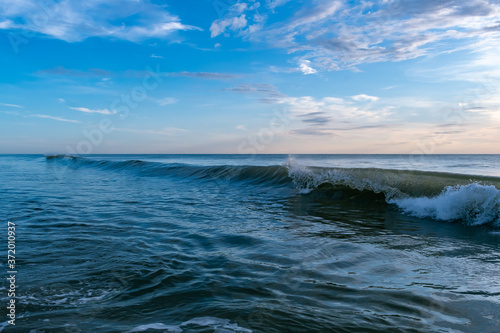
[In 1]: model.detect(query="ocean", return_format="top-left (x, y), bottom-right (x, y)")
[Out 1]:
top-left (1, 154), bottom-right (499, 332)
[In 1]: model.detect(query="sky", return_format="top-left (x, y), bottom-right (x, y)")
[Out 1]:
top-left (0, 0), bottom-right (500, 154)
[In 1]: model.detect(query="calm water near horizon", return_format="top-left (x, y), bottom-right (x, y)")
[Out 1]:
top-left (1, 154), bottom-right (499, 332)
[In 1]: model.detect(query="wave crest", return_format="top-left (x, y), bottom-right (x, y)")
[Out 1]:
top-left (285, 157), bottom-right (500, 226)
top-left (46, 154), bottom-right (500, 226)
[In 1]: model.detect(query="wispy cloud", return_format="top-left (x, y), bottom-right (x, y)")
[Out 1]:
top-left (0, 102), bottom-right (23, 108)
top-left (36, 67), bottom-right (239, 80)
top-left (406, 41), bottom-right (500, 83)
top-left (351, 94), bottom-right (379, 102)
top-left (69, 107), bottom-right (116, 115)
top-left (31, 114), bottom-right (80, 123)
top-left (155, 97), bottom-right (178, 106)
top-left (211, 15), bottom-right (248, 37)
top-left (290, 128), bottom-right (338, 136)
top-left (210, 1), bottom-right (262, 37)
top-left (332, 124), bottom-right (400, 131)
top-left (115, 127), bottom-right (189, 136)
top-left (222, 83), bottom-right (283, 95)
top-left (151, 54), bottom-right (164, 59)
top-left (2, 110), bottom-right (79, 123)
top-left (1, 110), bottom-right (21, 116)
top-left (36, 67), bottom-right (113, 77)
top-left (0, 0), bottom-right (201, 42)
top-left (223, 82), bottom-right (394, 136)
top-left (169, 72), bottom-right (239, 79)
top-left (267, 0), bottom-right (292, 10)
top-left (210, 0), bottom-right (500, 72)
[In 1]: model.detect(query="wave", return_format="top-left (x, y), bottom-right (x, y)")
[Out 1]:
top-left (45, 154), bottom-right (500, 227)
top-left (45, 154), bottom-right (291, 185)
top-left (285, 158), bottom-right (500, 227)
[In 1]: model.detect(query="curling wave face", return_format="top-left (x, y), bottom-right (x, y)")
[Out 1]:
top-left (45, 154), bottom-right (500, 227)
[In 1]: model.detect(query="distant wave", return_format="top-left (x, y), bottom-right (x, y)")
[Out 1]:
top-left (46, 154), bottom-right (500, 227)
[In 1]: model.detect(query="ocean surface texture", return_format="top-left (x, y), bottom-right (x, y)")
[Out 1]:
top-left (1, 154), bottom-right (500, 333)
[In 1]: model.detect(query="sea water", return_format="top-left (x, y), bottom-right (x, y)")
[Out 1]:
top-left (1, 154), bottom-right (499, 332)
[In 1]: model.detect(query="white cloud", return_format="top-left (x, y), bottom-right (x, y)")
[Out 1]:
top-left (31, 114), bottom-right (80, 123)
top-left (406, 39), bottom-right (500, 83)
top-left (69, 107), bottom-right (116, 115)
top-left (236, 125), bottom-right (247, 130)
top-left (156, 97), bottom-right (178, 106)
top-left (151, 54), bottom-right (164, 59)
top-left (3, 109), bottom-right (80, 123)
top-left (0, 0), bottom-right (201, 42)
top-left (0, 102), bottom-right (23, 108)
top-left (286, 1), bottom-right (342, 30)
top-left (351, 94), bottom-right (379, 102)
top-left (0, 20), bottom-right (12, 29)
top-left (1, 110), bottom-right (20, 115)
top-left (267, 0), bottom-right (292, 10)
top-left (233, 3), bottom-right (248, 13)
top-left (37, 66), bottom-right (239, 80)
top-left (298, 59), bottom-right (317, 75)
top-left (96, 77), bottom-right (113, 87)
top-left (210, 14), bottom-right (248, 37)
top-left (116, 127), bottom-right (189, 136)
top-left (112, 22), bottom-right (201, 42)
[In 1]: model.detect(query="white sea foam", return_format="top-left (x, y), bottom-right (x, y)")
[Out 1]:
top-left (0, 321), bottom-right (9, 333)
top-left (17, 288), bottom-right (112, 307)
top-left (126, 323), bottom-right (183, 332)
top-left (390, 183), bottom-right (500, 226)
top-left (181, 317), bottom-right (252, 332)
top-left (126, 317), bottom-right (252, 333)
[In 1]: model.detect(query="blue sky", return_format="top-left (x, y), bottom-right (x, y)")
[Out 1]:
top-left (0, 0), bottom-right (499, 154)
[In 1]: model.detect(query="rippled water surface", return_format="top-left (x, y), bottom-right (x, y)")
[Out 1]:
top-left (1, 154), bottom-right (500, 332)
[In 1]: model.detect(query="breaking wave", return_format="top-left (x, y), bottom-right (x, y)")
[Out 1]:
top-left (45, 154), bottom-right (500, 227)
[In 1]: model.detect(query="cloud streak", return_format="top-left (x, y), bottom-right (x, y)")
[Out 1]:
top-left (0, 0), bottom-right (201, 42)
top-left (155, 97), bottom-right (178, 106)
top-left (169, 72), bottom-right (239, 79)
top-left (69, 107), bottom-right (116, 115)
top-left (31, 114), bottom-right (80, 123)
top-left (115, 127), bottom-right (189, 136)
top-left (35, 67), bottom-right (113, 77)
top-left (351, 94), bottom-right (379, 102)
top-left (0, 102), bottom-right (23, 108)
top-left (35, 67), bottom-right (239, 80)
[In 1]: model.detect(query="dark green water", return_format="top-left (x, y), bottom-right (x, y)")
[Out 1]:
top-left (1, 154), bottom-right (500, 332)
